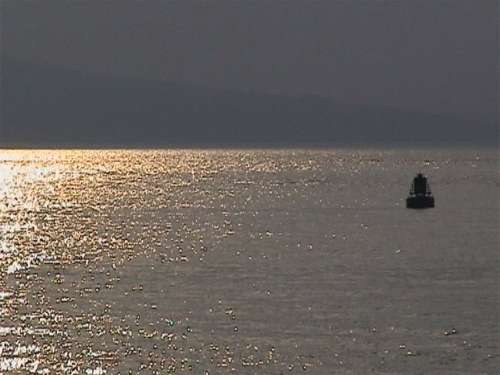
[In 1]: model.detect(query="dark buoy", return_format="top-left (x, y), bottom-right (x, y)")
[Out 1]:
top-left (406, 173), bottom-right (435, 209)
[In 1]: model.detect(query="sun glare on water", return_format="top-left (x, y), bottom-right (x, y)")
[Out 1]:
top-left (0, 149), bottom-right (498, 374)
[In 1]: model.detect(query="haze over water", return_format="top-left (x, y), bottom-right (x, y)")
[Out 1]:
top-left (0, 149), bottom-right (498, 374)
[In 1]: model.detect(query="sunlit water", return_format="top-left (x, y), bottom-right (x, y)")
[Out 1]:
top-left (0, 149), bottom-right (498, 374)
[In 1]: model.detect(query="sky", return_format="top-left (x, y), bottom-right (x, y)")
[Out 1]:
top-left (0, 0), bottom-right (498, 146)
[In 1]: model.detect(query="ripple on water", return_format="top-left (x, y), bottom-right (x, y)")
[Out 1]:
top-left (0, 149), bottom-right (498, 374)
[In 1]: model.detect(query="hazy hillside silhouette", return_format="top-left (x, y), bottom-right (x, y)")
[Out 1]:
top-left (1, 59), bottom-right (496, 148)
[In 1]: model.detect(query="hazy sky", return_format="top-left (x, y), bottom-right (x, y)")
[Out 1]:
top-left (2, 0), bottom-right (497, 120)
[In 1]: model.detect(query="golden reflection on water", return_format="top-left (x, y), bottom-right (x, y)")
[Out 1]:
top-left (0, 149), bottom-right (498, 374)
top-left (0, 149), bottom-right (329, 275)
top-left (0, 149), bottom-right (329, 374)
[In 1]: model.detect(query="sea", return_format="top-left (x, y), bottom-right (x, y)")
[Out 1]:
top-left (0, 149), bottom-right (498, 374)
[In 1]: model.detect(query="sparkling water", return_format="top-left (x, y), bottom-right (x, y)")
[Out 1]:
top-left (0, 149), bottom-right (498, 374)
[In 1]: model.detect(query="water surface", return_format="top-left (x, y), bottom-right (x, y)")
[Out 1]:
top-left (0, 149), bottom-right (498, 374)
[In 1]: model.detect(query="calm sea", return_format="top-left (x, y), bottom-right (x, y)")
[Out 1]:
top-left (0, 149), bottom-right (498, 374)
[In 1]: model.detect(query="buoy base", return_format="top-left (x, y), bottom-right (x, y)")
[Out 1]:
top-left (406, 196), bottom-right (435, 209)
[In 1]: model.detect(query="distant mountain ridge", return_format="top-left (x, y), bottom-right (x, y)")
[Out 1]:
top-left (0, 58), bottom-right (496, 148)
